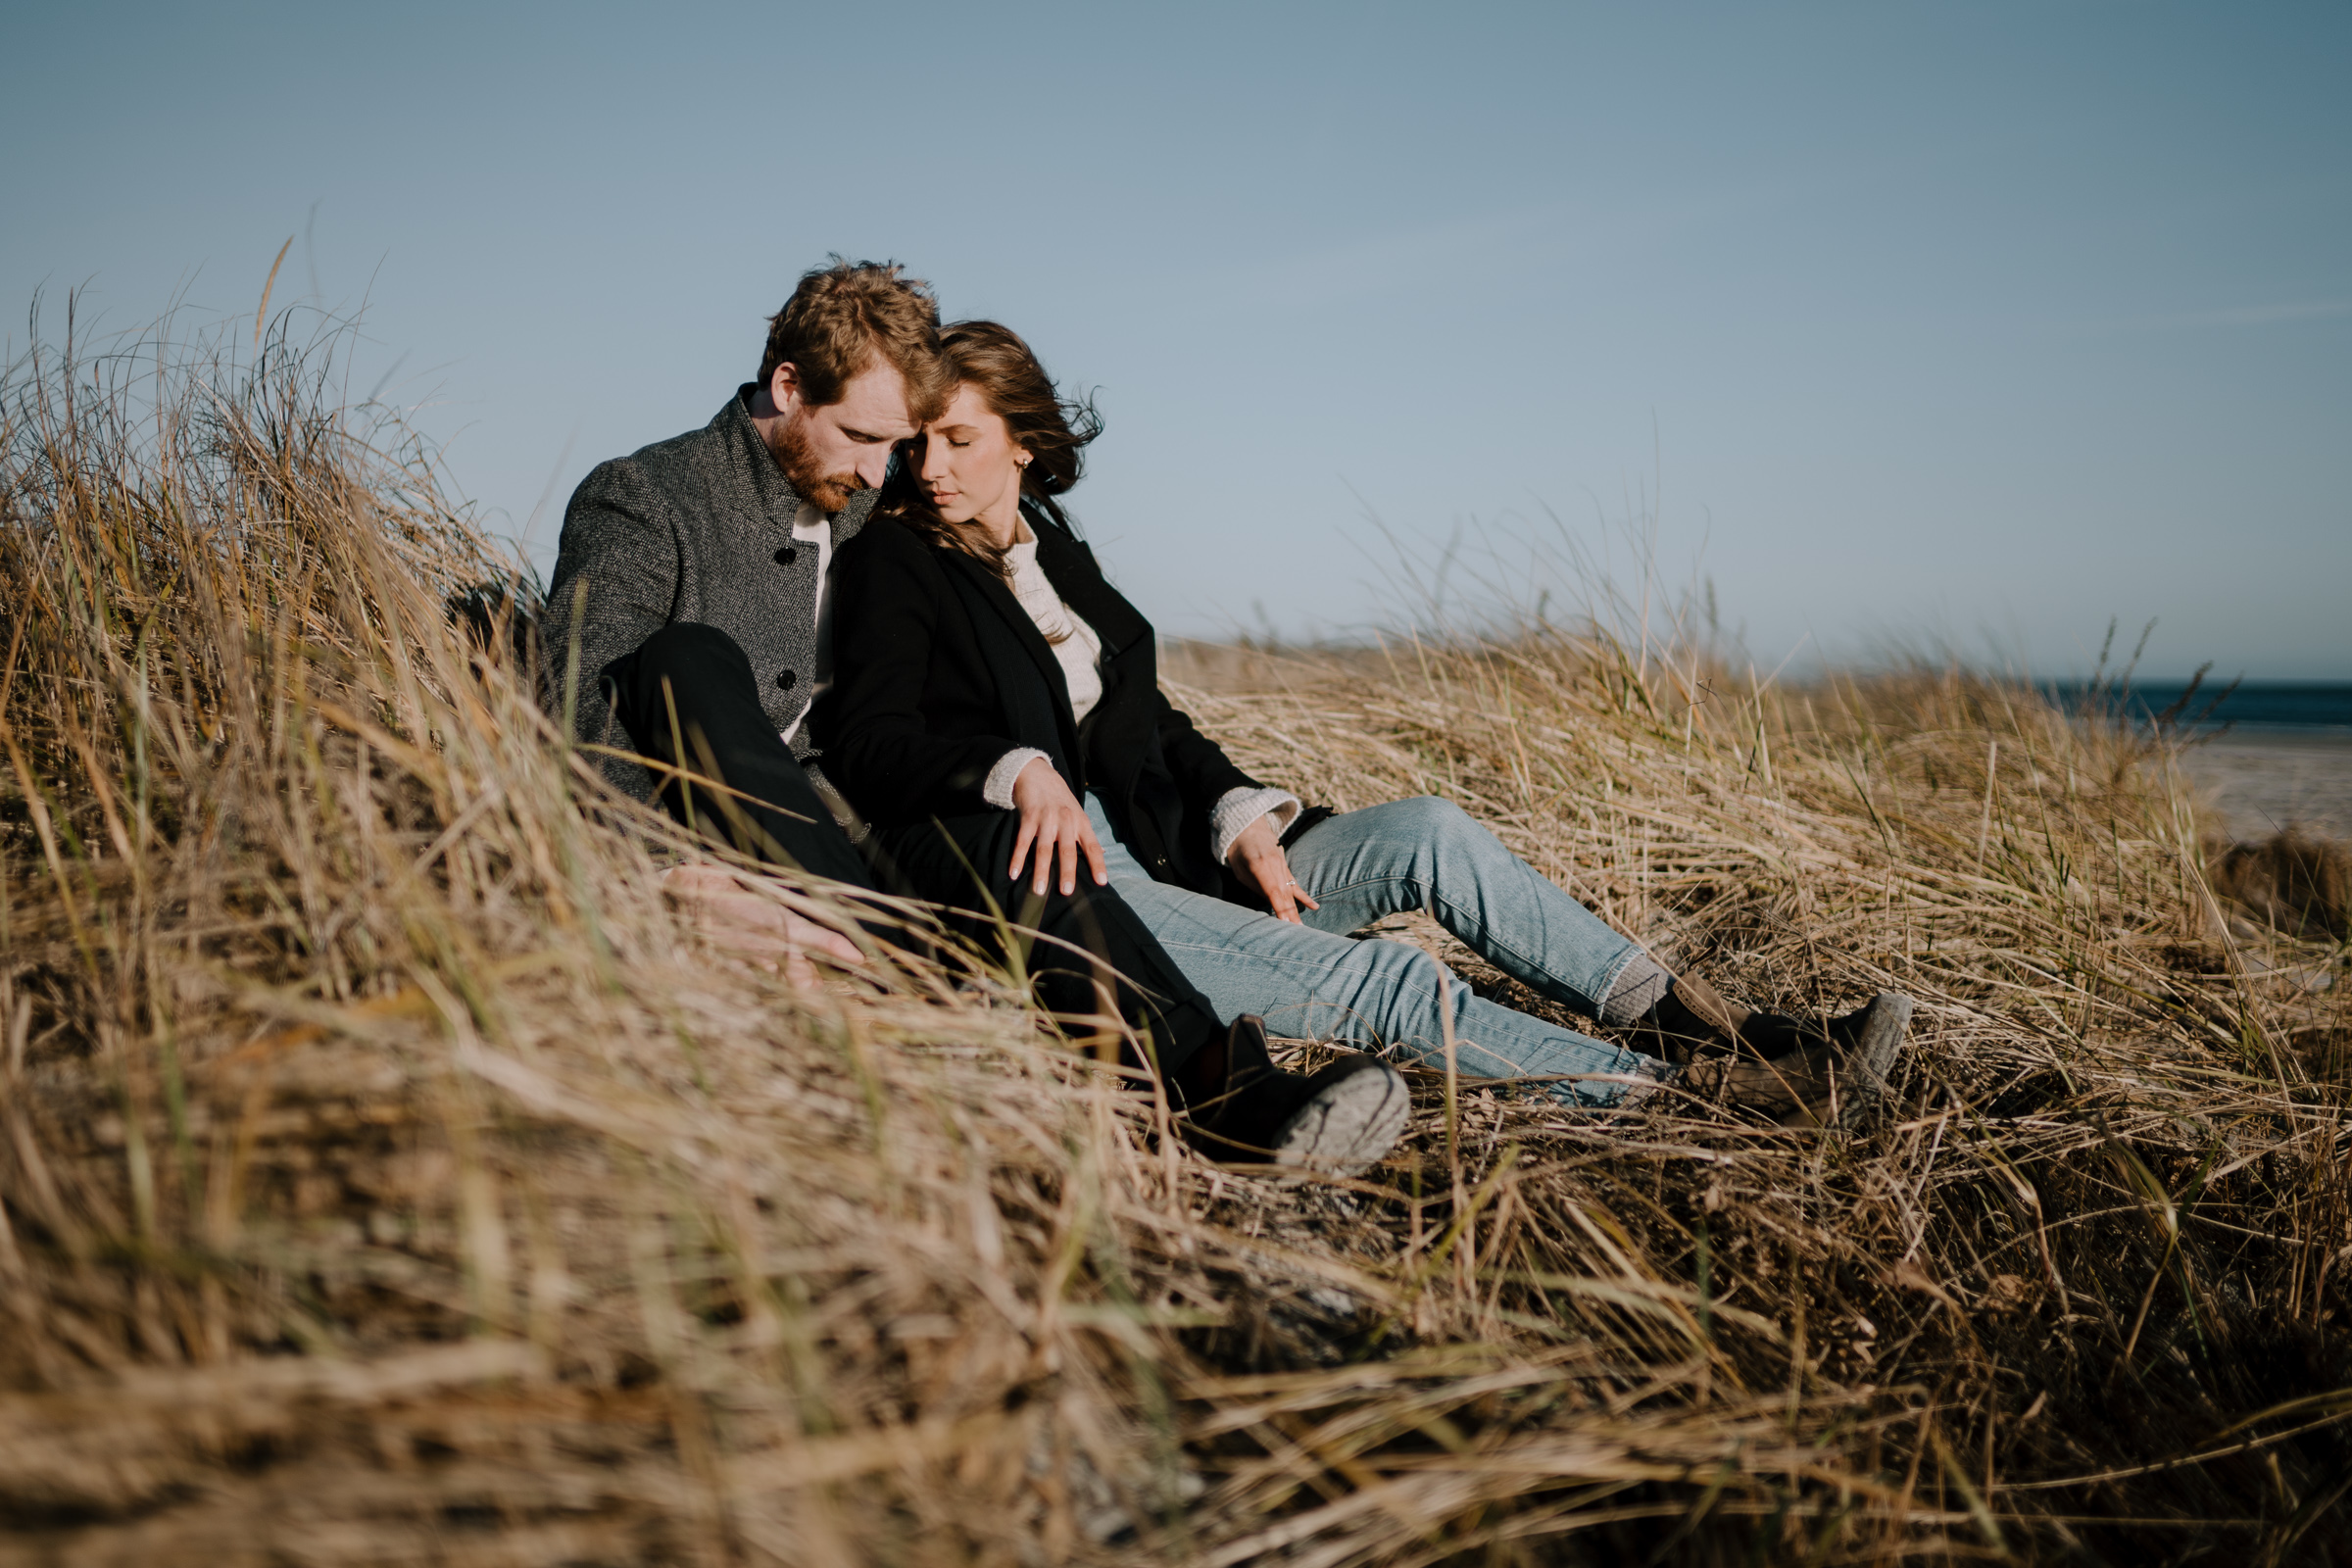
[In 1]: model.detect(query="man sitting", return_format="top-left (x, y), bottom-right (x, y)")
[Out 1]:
top-left (539, 259), bottom-right (1412, 1174)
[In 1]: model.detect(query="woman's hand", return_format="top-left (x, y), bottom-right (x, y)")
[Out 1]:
top-left (1009, 757), bottom-right (1106, 896)
top-left (1226, 814), bottom-right (1319, 923)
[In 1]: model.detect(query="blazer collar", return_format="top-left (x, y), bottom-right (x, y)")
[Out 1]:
top-left (715, 383), bottom-right (879, 547)
top-left (1029, 509), bottom-right (1149, 659)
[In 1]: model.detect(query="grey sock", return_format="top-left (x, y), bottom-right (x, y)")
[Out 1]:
top-left (1599, 953), bottom-right (1671, 1026)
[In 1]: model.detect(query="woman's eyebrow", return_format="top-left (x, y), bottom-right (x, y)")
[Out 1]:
top-left (931, 423), bottom-right (978, 438)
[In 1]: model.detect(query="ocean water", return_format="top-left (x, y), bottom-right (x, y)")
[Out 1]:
top-left (2043, 681), bottom-right (2352, 840)
top-left (2044, 680), bottom-right (2352, 737)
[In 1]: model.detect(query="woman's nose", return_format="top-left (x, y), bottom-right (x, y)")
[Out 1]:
top-left (918, 441), bottom-right (949, 480)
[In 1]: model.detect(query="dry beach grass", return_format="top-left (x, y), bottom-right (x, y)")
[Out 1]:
top-left (1, 321), bottom-right (2347, 1565)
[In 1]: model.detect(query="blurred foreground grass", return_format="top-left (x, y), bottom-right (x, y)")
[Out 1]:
top-left (1, 319), bottom-right (2346, 1565)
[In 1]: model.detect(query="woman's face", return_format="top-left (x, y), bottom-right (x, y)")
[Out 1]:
top-left (910, 381), bottom-right (1026, 539)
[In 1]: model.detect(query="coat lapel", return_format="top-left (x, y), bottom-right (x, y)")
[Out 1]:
top-left (715, 382), bottom-right (880, 548)
top-left (718, 384), bottom-right (804, 534)
top-left (1031, 514), bottom-right (1150, 660)
top-left (937, 549), bottom-right (1083, 760)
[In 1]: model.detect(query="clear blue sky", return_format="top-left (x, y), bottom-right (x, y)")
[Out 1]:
top-left (9, 1), bottom-right (2347, 678)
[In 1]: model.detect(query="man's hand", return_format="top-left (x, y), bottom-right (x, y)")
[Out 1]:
top-left (1226, 814), bottom-right (1319, 923)
top-left (1008, 757), bottom-right (1106, 897)
top-left (662, 862), bottom-right (863, 986)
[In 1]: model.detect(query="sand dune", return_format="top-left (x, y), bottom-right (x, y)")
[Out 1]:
top-left (2174, 730), bottom-right (2352, 840)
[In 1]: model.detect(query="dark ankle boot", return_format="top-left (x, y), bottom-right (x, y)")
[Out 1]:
top-left (1673, 993), bottom-right (1913, 1128)
top-left (1631, 973), bottom-right (1758, 1062)
top-left (1179, 1017), bottom-right (1410, 1176)
top-left (1634, 972), bottom-right (1870, 1063)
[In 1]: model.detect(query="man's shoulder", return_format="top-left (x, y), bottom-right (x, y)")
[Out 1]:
top-left (618, 408), bottom-right (736, 476)
top-left (568, 400), bottom-right (750, 521)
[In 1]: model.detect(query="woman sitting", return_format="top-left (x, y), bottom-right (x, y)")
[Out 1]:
top-left (816, 321), bottom-right (1911, 1138)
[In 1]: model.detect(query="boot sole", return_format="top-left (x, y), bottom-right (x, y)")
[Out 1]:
top-left (1850, 994), bottom-right (1911, 1082)
top-left (1269, 1061), bottom-right (1411, 1177)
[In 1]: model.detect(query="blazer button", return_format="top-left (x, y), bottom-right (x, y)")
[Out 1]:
top-left (774, 546), bottom-right (797, 564)
top-left (775, 669), bottom-right (797, 691)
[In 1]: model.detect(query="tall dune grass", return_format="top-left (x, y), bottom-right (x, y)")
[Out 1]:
top-left (1, 316), bottom-right (2346, 1565)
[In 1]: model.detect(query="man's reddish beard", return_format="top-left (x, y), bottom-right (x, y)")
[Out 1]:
top-left (766, 415), bottom-right (862, 514)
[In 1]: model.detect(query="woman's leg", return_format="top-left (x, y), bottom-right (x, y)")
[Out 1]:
top-left (1276, 797), bottom-right (1915, 1092)
top-left (879, 810), bottom-right (1419, 1171)
top-left (1088, 799), bottom-right (1660, 1107)
top-left (877, 811), bottom-right (1225, 1081)
top-left (1280, 796), bottom-right (1666, 1024)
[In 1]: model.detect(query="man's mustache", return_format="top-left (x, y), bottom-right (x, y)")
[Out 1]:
top-left (767, 425), bottom-right (867, 507)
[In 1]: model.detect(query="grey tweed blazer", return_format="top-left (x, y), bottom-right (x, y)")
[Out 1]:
top-left (541, 385), bottom-right (876, 801)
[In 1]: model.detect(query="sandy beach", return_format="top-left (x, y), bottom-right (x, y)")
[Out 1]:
top-left (2172, 730), bottom-right (2352, 842)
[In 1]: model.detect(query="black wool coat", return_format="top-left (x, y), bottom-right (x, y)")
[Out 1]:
top-left (815, 504), bottom-right (1263, 898)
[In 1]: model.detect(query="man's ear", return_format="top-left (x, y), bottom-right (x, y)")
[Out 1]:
top-left (769, 362), bottom-right (801, 413)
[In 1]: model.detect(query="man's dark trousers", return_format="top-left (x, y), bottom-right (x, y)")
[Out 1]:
top-left (603, 622), bottom-right (873, 885)
top-left (602, 622), bottom-right (1220, 1078)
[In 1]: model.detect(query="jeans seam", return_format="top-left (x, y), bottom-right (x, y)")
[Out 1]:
top-left (1129, 814), bottom-right (1650, 1107)
top-left (1425, 888), bottom-right (1615, 1006)
top-left (1150, 938), bottom-right (1460, 1025)
top-left (1151, 936), bottom-right (1636, 1078)
top-left (1307, 870), bottom-right (1637, 1014)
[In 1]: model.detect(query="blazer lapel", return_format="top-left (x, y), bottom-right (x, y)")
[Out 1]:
top-left (1033, 520), bottom-right (1150, 660)
top-left (938, 550), bottom-right (1083, 760)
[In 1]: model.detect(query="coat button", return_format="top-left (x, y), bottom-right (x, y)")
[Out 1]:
top-left (775, 669), bottom-right (797, 691)
top-left (774, 546), bottom-right (797, 564)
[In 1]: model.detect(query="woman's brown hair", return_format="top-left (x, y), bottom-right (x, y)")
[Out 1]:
top-left (878, 319), bottom-right (1102, 583)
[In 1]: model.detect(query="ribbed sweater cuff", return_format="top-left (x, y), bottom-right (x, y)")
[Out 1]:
top-left (1210, 786), bottom-right (1301, 867)
top-left (983, 749), bottom-right (1051, 809)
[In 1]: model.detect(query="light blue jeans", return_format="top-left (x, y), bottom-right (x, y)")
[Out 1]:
top-left (1085, 794), bottom-right (1666, 1107)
